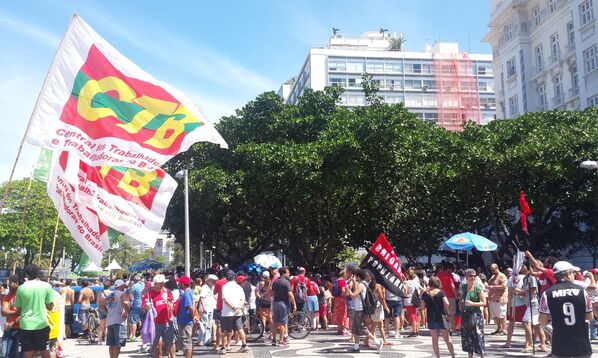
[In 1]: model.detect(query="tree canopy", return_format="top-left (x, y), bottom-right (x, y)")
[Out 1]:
top-left (163, 87), bottom-right (598, 269)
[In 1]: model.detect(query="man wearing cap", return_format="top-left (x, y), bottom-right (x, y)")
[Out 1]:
top-left (539, 261), bottom-right (593, 358)
top-left (220, 272), bottom-right (248, 354)
top-left (144, 274), bottom-right (175, 358)
top-left (128, 274), bottom-right (144, 342)
top-left (2, 275), bottom-right (20, 357)
top-left (100, 279), bottom-right (130, 358)
top-left (176, 275), bottom-right (194, 358)
top-left (212, 272), bottom-right (228, 352)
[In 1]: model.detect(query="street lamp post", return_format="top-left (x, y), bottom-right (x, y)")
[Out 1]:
top-left (580, 160), bottom-right (598, 267)
top-left (176, 169), bottom-right (191, 277)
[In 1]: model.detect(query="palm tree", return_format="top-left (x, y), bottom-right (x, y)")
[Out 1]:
top-left (389, 34), bottom-right (406, 51)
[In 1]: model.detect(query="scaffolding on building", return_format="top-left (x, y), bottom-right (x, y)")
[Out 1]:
top-left (432, 52), bottom-right (481, 131)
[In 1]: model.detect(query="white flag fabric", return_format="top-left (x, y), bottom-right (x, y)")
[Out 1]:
top-left (54, 151), bottom-right (177, 248)
top-left (26, 14), bottom-right (227, 170)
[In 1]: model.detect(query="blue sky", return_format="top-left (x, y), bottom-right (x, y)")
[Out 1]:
top-left (0, 0), bottom-right (491, 182)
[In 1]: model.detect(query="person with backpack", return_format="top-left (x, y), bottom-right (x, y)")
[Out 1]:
top-left (420, 276), bottom-right (456, 358)
top-left (345, 269), bottom-right (383, 354)
top-left (291, 267), bottom-right (309, 319)
top-left (364, 270), bottom-right (392, 347)
top-left (175, 275), bottom-right (194, 358)
top-left (331, 270), bottom-right (349, 335)
top-left (404, 267), bottom-right (424, 337)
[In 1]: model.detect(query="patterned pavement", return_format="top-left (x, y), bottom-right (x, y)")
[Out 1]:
top-left (61, 324), bottom-right (598, 357)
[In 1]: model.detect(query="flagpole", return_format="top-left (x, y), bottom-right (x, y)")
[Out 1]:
top-left (0, 14), bottom-right (79, 215)
top-left (48, 215), bottom-right (60, 280)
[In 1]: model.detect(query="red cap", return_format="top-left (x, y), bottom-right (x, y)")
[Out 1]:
top-left (236, 275), bottom-right (247, 284)
top-left (591, 268), bottom-right (598, 275)
top-left (176, 275), bottom-right (191, 286)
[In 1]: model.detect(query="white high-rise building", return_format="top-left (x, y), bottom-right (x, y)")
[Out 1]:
top-left (483, 0), bottom-right (598, 119)
top-left (280, 31), bottom-right (496, 130)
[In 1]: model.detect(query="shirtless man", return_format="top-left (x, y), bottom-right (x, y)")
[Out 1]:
top-left (78, 281), bottom-right (95, 334)
top-left (60, 279), bottom-right (75, 338)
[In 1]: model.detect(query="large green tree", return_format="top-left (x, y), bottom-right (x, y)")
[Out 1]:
top-left (163, 84), bottom-right (598, 268)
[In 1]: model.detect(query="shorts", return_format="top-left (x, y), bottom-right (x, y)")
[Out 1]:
top-left (106, 323), bottom-right (127, 347)
top-left (405, 305), bottom-right (418, 325)
top-left (128, 307), bottom-right (142, 324)
top-left (65, 305), bottom-right (74, 325)
top-left (153, 321), bottom-right (176, 347)
top-left (307, 296), bottom-right (319, 312)
top-left (507, 305), bottom-right (526, 323)
top-left (272, 301), bottom-right (289, 324)
top-left (488, 301), bottom-right (507, 319)
top-left (350, 310), bottom-right (364, 335)
top-left (78, 304), bottom-right (90, 325)
top-left (220, 316), bottom-right (242, 332)
top-left (20, 326), bottom-right (50, 352)
top-left (99, 309), bottom-right (107, 320)
top-left (176, 324), bottom-right (193, 351)
top-left (386, 300), bottom-right (403, 318)
top-left (213, 310), bottom-right (222, 327)
top-left (259, 298), bottom-right (272, 309)
top-left (446, 298), bottom-right (457, 316)
top-left (522, 305), bottom-right (539, 325)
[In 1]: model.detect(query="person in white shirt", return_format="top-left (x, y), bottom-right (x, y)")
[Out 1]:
top-left (220, 273), bottom-right (248, 354)
top-left (198, 275), bottom-right (217, 347)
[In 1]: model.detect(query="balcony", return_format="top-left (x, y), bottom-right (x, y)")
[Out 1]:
top-left (552, 95), bottom-right (565, 107)
top-left (549, 52), bottom-right (561, 65)
top-left (568, 87), bottom-right (580, 99)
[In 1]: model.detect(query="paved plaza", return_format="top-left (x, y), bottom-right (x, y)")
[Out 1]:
top-left (61, 324), bottom-right (598, 357)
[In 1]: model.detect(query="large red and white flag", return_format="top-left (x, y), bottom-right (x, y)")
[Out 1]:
top-left (54, 151), bottom-right (176, 248)
top-left (26, 14), bottom-right (227, 170)
top-left (47, 157), bottom-right (109, 265)
top-left (360, 233), bottom-right (404, 296)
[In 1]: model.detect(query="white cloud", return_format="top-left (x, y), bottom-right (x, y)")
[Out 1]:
top-left (0, 10), bottom-right (60, 47)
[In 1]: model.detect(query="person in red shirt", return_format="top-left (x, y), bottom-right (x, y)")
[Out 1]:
top-left (436, 262), bottom-right (457, 333)
top-left (2, 275), bottom-right (21, 357)
top-left (525, 251), bottom-right (556, 347)
top-left (212, 272), bottom-right (228, 352)
top-left (143, 274), bottom-right (174, 358)
top-left (306, 274), bottom-right (320, 329)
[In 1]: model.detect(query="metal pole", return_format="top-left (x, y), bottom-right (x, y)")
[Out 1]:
top-left (200, 241), bottom-right (204, 271)
top-left (184, 170), bottom-right (190, 277)
top-left (527, 272), bottom-right (535, 355)
top-left (48, 216), bottom-right (60, 280)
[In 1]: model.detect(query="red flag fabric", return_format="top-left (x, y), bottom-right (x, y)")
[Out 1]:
top-left (359, 233), bottom-right (404, 296)
top-left (519, 191), bottom-right (531, 234)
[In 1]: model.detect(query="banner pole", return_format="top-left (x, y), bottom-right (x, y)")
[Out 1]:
top-left (48, 215), bottom-right (60, 280)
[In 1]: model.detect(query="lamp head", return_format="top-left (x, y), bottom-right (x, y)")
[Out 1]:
top-left (580, 160), bottom-right (598, 170)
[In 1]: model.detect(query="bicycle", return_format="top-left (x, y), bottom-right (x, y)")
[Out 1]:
top-left (243, 312), bottom-right (264, 343)
top-left (86, 307), bottom-right (101, 344)
top-left (287, 311), bottom-right (312, 339)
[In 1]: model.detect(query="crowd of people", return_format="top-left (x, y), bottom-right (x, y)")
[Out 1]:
top-left (0, 251), bottom-right (596, 358)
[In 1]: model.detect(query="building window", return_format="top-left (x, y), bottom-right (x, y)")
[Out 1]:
top-left (423, 79), bottom-right (436, 90)
top-left (346, 60), bottom-right (365, 73)
top-left (347, 77), bottom-right (362, 88)
top-left (506, 57), bottom-right (517, 78)
top-left (588, 94), bottom-right (598, 107)
top-left (405, 79), bottom-right (423, 90)
top-left (504, 23), bottom-right (514, 42)
top-left (384, 61), bottom-right (402, 73)
top-left (567, 21), bottom-right (575, 51)
top-left (347, 95), bottom-right (365, 105)
top-left (536, 83), bottom-right (548, 111)
top-left (509, 95), bottom-right (519, 116)
top-left (548, 0), bottom-right (558, 13)
top-left (571, 62), bottom-right (579, 96)
top-left (422, 64), bottom-right (433, 74)
top-left (328, 59), bottom-right (346, 72)
top-left (477, 65), bottom-right (487, 75)
top-left (412, 64), bottom-right (422, 74)
top-left (580, 0), bottom-right (594, 26)
top-left (329, 77), bottom-right (346, 87)
top-left (366, 61), bottom-right (384, 73)
top-left (550, 33), bottom-right (560, 63)
top-left (553, 74), bottom-right (564, 105)
top-left (535, 44), bottom-right (544, 72)
top-left (533, 6), bottom-right (542, 26)
top-left (583, 45), bottom-right (598, 73)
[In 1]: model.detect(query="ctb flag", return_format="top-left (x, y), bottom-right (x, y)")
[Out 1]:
top-left (519, 191), bottom-right (531, 234)
top-left (25, 14), bottom-right (227, 170)
top-left (360, 233), bottom-right (404, 296)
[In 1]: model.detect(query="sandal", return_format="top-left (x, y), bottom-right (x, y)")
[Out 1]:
top-left (383, 341), bottom-right (394, 346)
top-left (537, 346), bottom-right (548, 352)
top-left (521, 347), bottom-right (532, 353)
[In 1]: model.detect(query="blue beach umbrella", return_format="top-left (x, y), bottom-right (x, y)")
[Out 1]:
top-left (440, 232), bottom-right (498, 251)
top-left (128, 259), bottom-right (164, 273)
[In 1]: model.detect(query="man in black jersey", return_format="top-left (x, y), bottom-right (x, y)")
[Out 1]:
top-left (539, 261), bottom-right (593, 358)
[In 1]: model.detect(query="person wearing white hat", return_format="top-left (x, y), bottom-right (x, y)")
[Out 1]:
top-left (99, 279), bottom-right (129, 358)
top-left (539, 261), bottom-right (593, 358)
top-left (198, 274), bottom-right (218, 347)
top-left (143, 274), bottom-right (175, 358)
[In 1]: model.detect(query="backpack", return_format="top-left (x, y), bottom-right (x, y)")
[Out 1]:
top-left (411, 288), bottom-right (421, 307)
top-left (361, 283), bottom-right (379, 316)
top-left (294, 278), bottom-right (308, 306)
top-left (331, 279), bottom-right (342, 297)
top-left (172, 288), bottom-right (183, 317)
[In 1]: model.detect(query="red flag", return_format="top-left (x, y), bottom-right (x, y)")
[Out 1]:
top-left (359, 233), bottom-right (404, 296)
top-left (519, 191), bottom-right (531, 234)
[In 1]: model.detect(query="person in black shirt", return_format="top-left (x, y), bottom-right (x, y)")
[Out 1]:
top-left (539, 261), bottom-right (593, 358)
top-left (421, 276), bottom-right (456, 358)
top-left (271, 267), bottom-right (296, 346)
